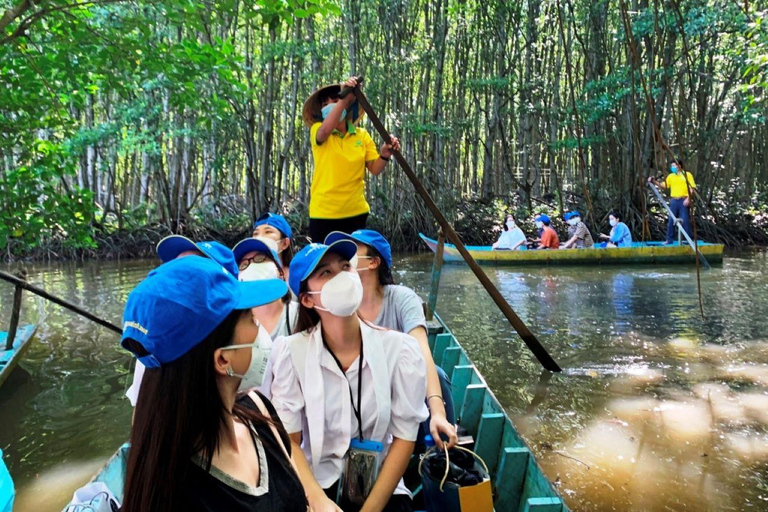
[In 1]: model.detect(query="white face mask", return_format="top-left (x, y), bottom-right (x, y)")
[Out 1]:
top-left (535, 221), bottom-right (544, 229)
top-left (355, 255), bottom-right (373, 272)
top-left (222, 322), bottom-right (273, 392)
top-left (568, 218), bottom-right (579, 226)
top-left (239, 261), bottom-right (280, 282)
top-left (307, 270), bottom-right (363, 317)
top-left (506, 221), bottom-right (516, 229)
top-left (609, 219), bottom-right (618, 227)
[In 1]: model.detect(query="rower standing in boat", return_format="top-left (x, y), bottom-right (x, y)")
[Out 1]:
top-left (647, 157), bottom-right (696, 244)
top-left (599, 211), bottom-right (632, 248)
top-left (325, 229), bottom-right (459, 451)
top-left (560, 211), bottom-right (594, 249)
top-left (302, 76), bottom-right (401, 243)
top-left (120, 257), bottom-right (305, 512)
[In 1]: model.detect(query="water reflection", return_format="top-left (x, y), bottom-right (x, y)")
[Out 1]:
top-left (396, 252), bottom-right (768, 512)
top-left (1, 253), bottom-right (767, 511)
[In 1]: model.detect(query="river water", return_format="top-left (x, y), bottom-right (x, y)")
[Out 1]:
top-left (2, 252), bottom-right (768, 511)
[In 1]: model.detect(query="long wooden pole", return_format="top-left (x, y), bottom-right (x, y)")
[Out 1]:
top-left (0, 270), bottom-right (123, 335)
top-left (6, 279), bottom-right (23, 351)
top-left (426, 229), bottom-right (445, 322)
top-left (351, 87), bottom-right (562, 372)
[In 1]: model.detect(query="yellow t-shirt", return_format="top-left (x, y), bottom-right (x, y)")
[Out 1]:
top-left (665, 171), bottom-right (696, 198)
top-left (309, 122), bottom-right (379, 219)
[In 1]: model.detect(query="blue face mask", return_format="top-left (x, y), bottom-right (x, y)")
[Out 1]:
top-left (321, 103), bottom-right (346, 121)
top-left (670, 165), bottom-right (678, 173)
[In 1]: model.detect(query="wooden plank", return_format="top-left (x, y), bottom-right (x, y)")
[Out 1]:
top-left (501, 418), bottom-right (526, 449)
top-left (6, 283), bottom-right (23, 351)
top-left (460, 384), bottom-right (487, 436)
top-left (475, 413), bottom-right (505, 475)
top-left (432, 333), bottom-right (453, 366)
top-left (495, 447), bottom-right (530, 512)
top-left (441, 346), bottom-right (461, 377)
top-left (426, 229), bottom-right (445, 320)
top-left (426, 319), bottom-right (443, 352)
top-left (458, 351), bottom-right (471, 367)
top-left (451, 365), bottom-right (474, 412)
top-left (519, 454), bottom-right (558, 504)
top-left (521, 497), bottom-right (564, 512)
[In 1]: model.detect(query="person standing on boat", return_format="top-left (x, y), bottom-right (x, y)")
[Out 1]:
top-left (303, 76), bottom-right (401, 243)
top-left (536, 215), bottom-right (560, 249)
top-left (270, 241), bottom-right (428, 512)
top-left (560, 211), bottom-right (594, 249)
top-left (325, 229), bottom-right (459, 451)
top-left (647, 158), bottom-right (696, 244)
top-left (120, 257), bottom-right (307, 512)
top-left (125, 236), bottom-right (240, 407)
top-left (252, 212), bottom-right (294, 278)
top-left (599, 211), bottom-right (632, 248)
top-left (492, 214), bottom-right (526, 250)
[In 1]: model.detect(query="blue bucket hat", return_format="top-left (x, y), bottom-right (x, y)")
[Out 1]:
top-left (156, 236), bottom-right (239, 277)
top-left (121, 256), bottom-right (287, 368)
top-left (253, 212), bottom-right (292, 239)
top-left (233, 237), bottom-right (282, 269)
top-left (570, 211), bottom-right (582, 219)
top-left (539, 214), bottom-right (551, 224)
top-left (288, 241), bottom-right (358, 297)
top-left (324, 229), bottom-right (392, 270)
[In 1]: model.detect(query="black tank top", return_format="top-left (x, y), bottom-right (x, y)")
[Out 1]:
top-left (180, 394), bottom-right (307, 512)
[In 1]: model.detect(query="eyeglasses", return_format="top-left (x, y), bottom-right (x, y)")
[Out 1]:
top-left (238, 254), bottom-right (270, 271)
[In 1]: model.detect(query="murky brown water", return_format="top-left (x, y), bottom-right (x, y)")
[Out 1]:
top-left (2, 252), bottom-right (767, 511)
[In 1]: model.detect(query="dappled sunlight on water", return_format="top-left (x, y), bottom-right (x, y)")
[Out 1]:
top-left (1, 251), bottom-right (767, 511)
top-left (398, 250), bottom-right (768, 511)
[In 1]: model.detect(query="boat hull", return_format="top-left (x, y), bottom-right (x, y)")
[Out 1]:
top-left (0, 325), bottom-right (37, 389)
top-left (420, 233), bottom-right (724, 266)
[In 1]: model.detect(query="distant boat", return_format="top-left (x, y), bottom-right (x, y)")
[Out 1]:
top-left (420, 233), bottom-right (724, 266)
top-left (0, 325), bottom-right (38, 389)
top-left (62, 314), bottom-right (570, 511)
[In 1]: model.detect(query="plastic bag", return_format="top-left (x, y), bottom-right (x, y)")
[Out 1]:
top-left (65, 482), bottom-right (120, 512)
top-left (336, 438), bottom-right (383, 507)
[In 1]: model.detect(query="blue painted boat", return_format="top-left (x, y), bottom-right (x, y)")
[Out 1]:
top-left (65, 314), bottom-right (569, 511)
top-left (0, 448), bottom-right (14, 512)
top-left (0, 325), bottom-right (38, 389)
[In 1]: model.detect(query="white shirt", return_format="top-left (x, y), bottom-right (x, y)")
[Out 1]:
top-left (495, 226), bottom-right (526, 249)
top-left (125, 360), bottom-right (145, 407)
top-left (270, 319), bottom-right (428, 494)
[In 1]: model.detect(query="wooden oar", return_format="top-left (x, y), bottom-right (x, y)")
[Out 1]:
top-left (349, 86), bottom-right (562, 372)
top-left (0, 269), bottom-right (122, 335)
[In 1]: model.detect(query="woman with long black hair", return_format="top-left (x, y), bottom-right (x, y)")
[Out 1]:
top-left (120, 256), bottom-right (307, 512)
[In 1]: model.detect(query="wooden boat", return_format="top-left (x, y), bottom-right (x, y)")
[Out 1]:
top-left (63, 313), bottom-right (568, 511)
top-left (0, 325), bottom-right (38, 389)
top-left (420, 233), bottom-right (724, 266)
top-left (0, 448), bottom-right (14, 512)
